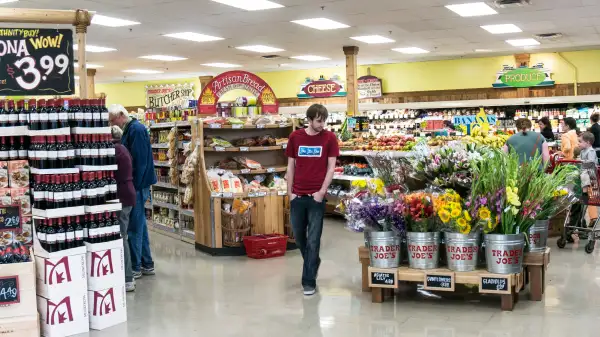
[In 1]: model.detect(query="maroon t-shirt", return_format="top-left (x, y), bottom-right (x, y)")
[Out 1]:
top-left (286, 129), bottom-right (340, 195)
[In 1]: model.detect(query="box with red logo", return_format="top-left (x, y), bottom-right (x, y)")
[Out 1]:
top-left (85, 240), bottom-right (124, 290)
top-left (87, 284), bottom-right (126, 330)
top-left (34, 247), bottom-right (87, 300)
top-left (37, 292), bottom-right (89, 337)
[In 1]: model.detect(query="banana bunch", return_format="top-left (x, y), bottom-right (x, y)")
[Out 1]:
top-left (462, 134), bottom-right (509, 149)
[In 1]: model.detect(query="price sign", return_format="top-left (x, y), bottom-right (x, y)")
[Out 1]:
top-left (256, 124), bottom-right (266, 129)
top-left (0, 276), bottom-right (19, 305)
top-left (282, 143), bottom-right (288, 149)
top-left (210, 192), bottom-right (222, 198)
top-left (0, 205), bottom-right (21, 231)
top-left (279, 123), bottom-right (288, 128)
top-left (479, 275), bottom-right (511, 294)
top-left (239, 147), bottom-right (249, 152)
top-left (266, 168), bottom-right (276, 173)
top-left (0, 28), bottom-right (74, 95)
top-left (240, 169), bottom-right (251, 174)
top-left (258, 192), bottom-right (267, 197)
top-left (214, 146), bottom-right (225, 152)
top-left (424, 272), bottom-right (455, 292)
top-left (209, 123), bottom-right (222, 129)
top-left (370, 271), bottom-right (396, 287)
top-left (277, 191), bottom-right (287, 196)
top-left (222, 192), bottom-right (233, 198)
top-left (247, 192), bottom-right (257, 198)
top-left (231, 124), bottom-right (243, 129)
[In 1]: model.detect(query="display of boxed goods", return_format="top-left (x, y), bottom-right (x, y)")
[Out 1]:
top-left (88, 284), bottom-right (127, 330)
top-left (38, 291), bottom-right (89, 337)
top-left (85, 239), bottom-right (124, 291)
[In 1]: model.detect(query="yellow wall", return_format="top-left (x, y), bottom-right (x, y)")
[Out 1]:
top-left (95, 50), bottom-right (600, 106)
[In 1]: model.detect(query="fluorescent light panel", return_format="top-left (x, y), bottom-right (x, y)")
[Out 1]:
top-left (202, 63), bottom-right (241, 68)
top-left (0, 0), bottom-right (19, 4)
top-left (475, 49), bottom-right (492, 52)
top-left (140, 55), bottom-right (187, 61)
top-left (392, 47), bottom-right (429, 54)
top-left (211, 0), bottom-right (283, 11)
top-left (445, 2), bottom-right (497, 17)
top-left (91, 14), bottom-right (140, 27)
top-left (236, 45), bottom-right (284, 53)
top-left (163, 32), bottom-right (223, 42)
top-left (506, 38), bottom-right (540, 46)
top-left (290, 55), bottom-right (330, 61)
top-left (74, 63), bottom-right (104, 68)
top-left (481, 24), bottom-right (522, 34)
top-left (73, 44), bottom-right (116, 53)
top-left (291, 18), bottom-right (349, 30)
top-left (350, 35), bottom-right (395, 44)
top-left (123, 69), bottom-right (163, 74)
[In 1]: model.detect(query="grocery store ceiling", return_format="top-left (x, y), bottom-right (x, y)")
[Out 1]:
top-left (5, 0), bottom-right (600, 83)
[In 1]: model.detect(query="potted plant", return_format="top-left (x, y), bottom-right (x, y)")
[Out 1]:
top-left (402, 191), bottom-right (438, 269)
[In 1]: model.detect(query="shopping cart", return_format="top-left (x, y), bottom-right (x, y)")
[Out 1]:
top-left (556, 159), bottom-right (600, 254)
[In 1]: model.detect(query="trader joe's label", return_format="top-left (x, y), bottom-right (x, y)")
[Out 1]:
top-left (146, 83), bottom-right (195, 109)
top-left (0, 28), bottom-right (75, 95)
top-left (358, 75), bottom-right (382, 99)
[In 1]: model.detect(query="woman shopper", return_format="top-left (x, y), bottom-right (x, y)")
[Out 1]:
top-left (505, 118), bottom-right (550, 165)
top-left (538, 116), bottom-right (555, 141)
top-left (589, 113), bottom-right (600, 158)
top-left (560, 117), bottom-right (579, 160)
top-left (111, 125), bottom-right (137, 292)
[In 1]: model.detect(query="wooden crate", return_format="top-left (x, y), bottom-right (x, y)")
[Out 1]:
top-left (0, 314), bottom-right (39, 337)
top-left (0, 257), bottom-right (36, 320)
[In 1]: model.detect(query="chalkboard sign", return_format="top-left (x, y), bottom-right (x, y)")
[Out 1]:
top-left (479, 275), bottom-right (511, 294)
top-left (370, 271), bottom-right (396, 287)
top-left (0, 276), bottom-right (20, 304)
top-left (424, 272), bottom-right (455, 291)
top-left (0, 205), bottom-right (21, 231)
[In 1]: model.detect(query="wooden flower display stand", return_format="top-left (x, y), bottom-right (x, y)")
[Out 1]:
top-left (359, 246), bottom-right (551, 311)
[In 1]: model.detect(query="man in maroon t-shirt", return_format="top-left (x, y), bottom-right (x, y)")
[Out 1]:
top-left (286, 104), bottom-right (339, 296)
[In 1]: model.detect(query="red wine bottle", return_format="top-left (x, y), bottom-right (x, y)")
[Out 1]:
top-left (72, 173), bottom-right (82, 207)
top-left (17, 100), bottom-right (27, 126)
top-left (0, 100), bottom-right (6, 127)
top-left (29, 99), bottom-right (39, 130)
top-left (18, 136), bottom-right (27, 160)
top-left (74, 216), bottom-right (84, 247)
top-left (65, 216), bottom-right (75, 249)
top-left (56, 218), bottom-right (66, 251)
top-left (45, 219), bottom-right (57, 252)
top-left (6, 100), bottom-right (17, 127)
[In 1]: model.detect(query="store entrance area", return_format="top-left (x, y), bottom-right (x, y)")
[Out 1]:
top-left (101, 219), bottom-right (597, 337)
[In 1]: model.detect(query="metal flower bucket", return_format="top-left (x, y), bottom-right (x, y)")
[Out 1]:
top-left (484, 234), bottom-right (525, 274)
top-left (527, 220), bottom-right (549, 252)
top-left (445, 232), bottom-right (480, 272)
top-left (367, 231), bottom-right (401, 268)
top-left (406, 232), bottom-right (440, 269)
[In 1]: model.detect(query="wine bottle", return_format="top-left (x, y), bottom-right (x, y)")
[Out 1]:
top-left (47, 99), bottom-right (58, 129)
top-left (57, 99), bottom-right (68, 129)
top-left (36, 219), bottom-right (47, 250)
top-left (28, 99), bottom-right (39, 130)
top-left (17, 100), bottom-right (27, 126)
top-left (72, 173), bottom-right (82, 207)
top-left (8, 136), bottom-right (17, 160)
top-left (82, 99), bottom-right (93, 127)
top-left (46, 219), bottom-right (57, 252)
top-left (47, 136), bottom-right (57, 169)
top-left (0, 100), bottom-right (6, 127)
top-left (56, 218), bottom-right (66, 251)
top-left (74, 216), bottom-right (84, 247)
top-left (57, 135), bottom-right (68, 168)
top-left (18, 136), bottom-right (27, 160)
top-left (0, 137), bottom-right (9, 161)
top-left (7, 100), bottom-right (17, 127)
top-left (65, 216), bottom-right (75, 249)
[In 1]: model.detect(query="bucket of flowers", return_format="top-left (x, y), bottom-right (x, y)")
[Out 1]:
top-left (402, 191), bottom-right (439, 269)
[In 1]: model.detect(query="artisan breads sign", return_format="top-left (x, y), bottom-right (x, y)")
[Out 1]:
top-left (146, 83), bottom-right (195, 109)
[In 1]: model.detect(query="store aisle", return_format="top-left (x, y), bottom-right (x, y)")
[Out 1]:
top-left (91, 219), bottom-right (600, 337)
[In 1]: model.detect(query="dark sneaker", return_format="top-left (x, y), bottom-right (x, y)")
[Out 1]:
top-left (303, 286), bottom-right (316, 296)
top-left (141, 267), bottom-right (155, 275)
top-left (133, 271), bottom-right (142, 279)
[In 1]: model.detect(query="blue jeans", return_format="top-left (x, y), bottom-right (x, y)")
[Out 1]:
top-left (290, 195), bottom-right (325, 288)
top-left (129, 188), bottom-right (154, 272)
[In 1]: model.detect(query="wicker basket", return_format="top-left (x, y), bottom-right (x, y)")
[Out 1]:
top-left (222, 210), bottom-right (251, 247)
top-left (283, 209), bottom-right (295, 243)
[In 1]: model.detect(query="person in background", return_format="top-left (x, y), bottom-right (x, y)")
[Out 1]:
top-left (111, 125), bottom-right (136, 292)
top-left (108, 105), bottom-right (157, 279)
top-left (567, 132), bottom-right (598, 229)
top-left (589, 113), bottom-right (600, 158)
top-left (286, 104), bottom-right (339, 296)
top-left (538, 117), bottom-right (554, 141)
top-left (504, 118), bottom-right (550, 165)
top-left (560, 117), bottom-right (579, 160)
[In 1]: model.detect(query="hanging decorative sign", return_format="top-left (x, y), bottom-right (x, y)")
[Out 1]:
top-left (199, 71), bottom-right (278, 115)
top-left (493, 63), bottom-right (554, 88)
top-left (146, 83), bottom-right (195, 109)
top-left (358, 75), bottom-right (383, 99)
top-left (0, 28), bottom-right (75, 96)
top-left (297, 75), bottom-right (347, 99)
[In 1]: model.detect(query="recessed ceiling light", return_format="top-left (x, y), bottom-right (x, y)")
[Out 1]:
top-left (506, 38), bottom-right (540, 46)
top-left (74, 63), bottom-right (104, 68)
top-left (236, 45), bottom-right (284, 53)
top-left (202, 63), bottom-right (241, 68)
top-left (140, 55), bottom-right (187, 61)
top-left (0, 0), bottom-right (19, 4)
top-left (290, 55), bottom-right (330, 61)
top-left (350, 35), bottom-right (395, 44)
top-left (163, 32), bottom-right (224, 42)
top-left (392, 47), bottom-right (429, 54)
top-left (211, 0), bottom-right (283, 11)
top-left (445, 2), bottom-right (497, 17)
top-left (481, 24), bottom-right (522, 34)
top-left (123, 69), bottom-right (164, 74)
top-left (73, 44), bottom-right (116, 53)
top-left (475, 49), bottom-right (492, 52)
top-left (91, 14), bottom-right (140, 27)
top-left (291, 18), bottom-right (349, 30)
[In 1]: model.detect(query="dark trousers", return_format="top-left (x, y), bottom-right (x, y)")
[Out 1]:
top-left (290, 196), bottom-right (325, 288)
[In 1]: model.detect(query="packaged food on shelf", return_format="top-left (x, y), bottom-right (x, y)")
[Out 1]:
top-left (11, 188), bottom-right (30, 216)
top-left (233, 157), bottom-right (262, 170)
top-left (152, 191), bottom-right (178, 204)
top-left (8, 160), bottom-right (29, 188)
top-left (0, 161), bottom-right (7, 188)
top-left (206, 136), bottom-right (233, 148)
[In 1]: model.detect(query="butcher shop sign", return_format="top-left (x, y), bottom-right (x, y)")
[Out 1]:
top-left (146, 83), bottom-right (195, 109)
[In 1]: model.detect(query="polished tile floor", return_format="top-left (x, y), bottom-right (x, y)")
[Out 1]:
top-left (93, 218), bottom-right (600, 337)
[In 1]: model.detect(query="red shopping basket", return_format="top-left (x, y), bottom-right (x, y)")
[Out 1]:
top-left (243, 234), bottom-right (289, 259)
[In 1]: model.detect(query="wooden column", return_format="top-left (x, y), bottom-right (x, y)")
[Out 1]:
top-left (86, 69), bottom-right (96, 99)
top-left (514, 53), bottom-right (531, 98)
top-left (343, 46), bottom-right (359, 116)
top-left (75, 9), bottom-right (92, 99)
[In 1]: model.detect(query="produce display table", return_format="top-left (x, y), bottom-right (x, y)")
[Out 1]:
top-left (523, 247), bottom-right (551, 301)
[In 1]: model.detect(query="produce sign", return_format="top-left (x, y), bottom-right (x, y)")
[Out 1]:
top-left (424, 272), bottom-right (454, 291)
top-left (370, 271), bottom-right (396, 287)
top-left (479, 275), bottom-right (511, 294)
top-left (199, 71), bottom-right (278, 115)
top-left (0, 205), bottom-right (21, 231)
top-left (146, 83), bottom-right (195, 109)
top-left (0, 276), bottom-right (19, 304)
top-left (358, 75), bottom-right (382, 99)
top-left (297, 75), bottom-right (347, 99)
top-left (493, 63), bottom-right (554, 88)
top-left (0, 28), bottom-right (75, 95)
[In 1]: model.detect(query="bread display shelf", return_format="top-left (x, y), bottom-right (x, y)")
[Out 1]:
top-left (204, 145), bottom-right (285, 152)
top-left (203, 123), bottom-right (292, 129)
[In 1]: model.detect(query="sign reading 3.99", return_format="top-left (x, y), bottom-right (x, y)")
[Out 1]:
top-left (0, 28), bottom-right (75, 95)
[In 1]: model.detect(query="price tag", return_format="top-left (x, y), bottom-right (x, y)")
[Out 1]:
top-left (0, 276), bottom-right (19, 305)
top-left (279, 123), bottom-right (288, 128)
top-left (277, 191), bottom-right (287, 196)
top-left (232, 124), bottom-right (243, 129)
top-left (247, 192), bottom-right (257, 198)
top-left (0, 205), bottom-right (21, 231)
top-left (239, 147), bottom-right (249, 152)
top-left (258, 192), bottom-right (267, 197)
top-left (210, 192), bottom-right (222, 198)
top-left (222, 192), bottom-right (233, 198)
top-left (214, 147), bottom-right (225, 152)
top-left (370, 271), bottom-right (396, 287)
top-left (210, 123), bottom-right (222, 129)
top-left (240, 169), bottom-right (251, 174)
top-left (282, 143), bottom-right (288, 149)
top-left (479, 275), bottom-right (511, 294)
top-left (424, 273), bottom-right (455, 292)
top-left (266, 168), bottom-right (276, 173)
top-left (256, 124), bottom-right (266, 129)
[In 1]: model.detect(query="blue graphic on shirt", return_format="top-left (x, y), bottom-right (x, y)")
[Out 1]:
top-left (298, 146), bottom-right (323, 157)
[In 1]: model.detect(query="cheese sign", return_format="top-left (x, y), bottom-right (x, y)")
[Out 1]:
top-left (302, 80), bottom-right (342, 98)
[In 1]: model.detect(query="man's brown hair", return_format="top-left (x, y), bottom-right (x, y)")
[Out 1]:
top-left (306, 104), bottom-right (328, 121)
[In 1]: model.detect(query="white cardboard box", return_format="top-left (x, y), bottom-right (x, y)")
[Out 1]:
top-left (38, 293), bottom-right (89, 337)
top-left (85, 240), bottom-right (124, 290)
top-left (32, 206), bottom-right (85, 219)
top-left (35, 253), bottom-right (87, 300)
top-left (0, 314), bottom-right (39, 337)
top-left (0, 258), bottom-right (37, 320)
top-left (84, 203), bottom-right (122, 214)
top-left (88, 285), bottom-right (126, 330)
